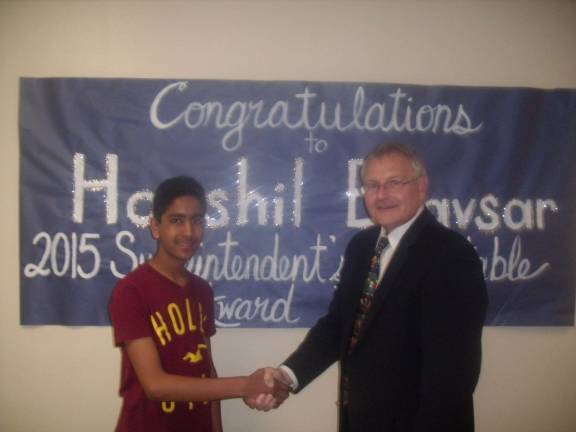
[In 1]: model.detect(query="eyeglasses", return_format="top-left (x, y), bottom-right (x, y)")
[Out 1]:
top-left (362, 177), bottom-right (420, 195)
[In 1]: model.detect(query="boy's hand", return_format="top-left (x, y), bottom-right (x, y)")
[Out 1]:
top-left (243, 367), bottom-right (291, 411)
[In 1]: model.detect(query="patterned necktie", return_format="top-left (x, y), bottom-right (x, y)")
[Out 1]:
top-left (348, 235), bottom-right (389, 352)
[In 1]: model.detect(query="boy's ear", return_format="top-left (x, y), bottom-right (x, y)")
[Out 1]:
top-left (149, 215), bottom-right (160, 240)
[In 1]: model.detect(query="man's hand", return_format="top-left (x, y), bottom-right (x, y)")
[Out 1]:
top-left (243, 367), bottom-right (292, 411)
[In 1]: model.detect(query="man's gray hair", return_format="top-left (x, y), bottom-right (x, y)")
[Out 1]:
top-left (362, 142), bottom-right (427, 179)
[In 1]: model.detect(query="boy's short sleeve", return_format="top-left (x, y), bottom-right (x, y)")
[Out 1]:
top-left (204, 283), bottom-right (216, 338)
top-left (191, 275), bottom-right (216, 338)
top-left (109, 280), bottom-right (151, 345)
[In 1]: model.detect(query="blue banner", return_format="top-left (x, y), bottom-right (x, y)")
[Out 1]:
top-left (20, 78), bottom-right (576, 326)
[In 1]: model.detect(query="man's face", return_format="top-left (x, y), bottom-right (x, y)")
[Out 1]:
top-left (150, 195), bottom-right (205, 264)
top-left (362, 153), bottom-right (428, 232)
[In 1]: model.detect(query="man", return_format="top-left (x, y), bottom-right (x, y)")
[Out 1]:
top-left (109, 176), bottom-right (288, 432)
top-left (278, 143), bottom-right (488, 431)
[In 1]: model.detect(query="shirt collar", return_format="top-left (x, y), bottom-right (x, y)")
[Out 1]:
top-left (379, 206), bottom-right (424, 249)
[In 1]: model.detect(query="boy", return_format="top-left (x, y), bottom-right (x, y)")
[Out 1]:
top-left (110, 176), bottom-right (286, 432)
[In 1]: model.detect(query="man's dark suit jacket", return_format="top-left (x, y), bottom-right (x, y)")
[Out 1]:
top-left (284, 209), bottom-right (488, 432)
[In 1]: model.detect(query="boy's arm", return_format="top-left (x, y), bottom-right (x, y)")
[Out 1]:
top-left (209, 341), bottom-right (223, 432)
top-left (124, 336), bottom-right (282, 402)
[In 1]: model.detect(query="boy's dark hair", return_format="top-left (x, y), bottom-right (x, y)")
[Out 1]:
top-left (152, 176), bottom-right (207, 221)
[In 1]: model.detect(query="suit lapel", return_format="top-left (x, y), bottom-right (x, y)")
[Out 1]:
top-left (350, 209), bottom-right (434, 351)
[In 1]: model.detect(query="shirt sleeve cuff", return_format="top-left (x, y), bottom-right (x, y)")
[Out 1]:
top-left (279, 364), bottom-right (299, 391)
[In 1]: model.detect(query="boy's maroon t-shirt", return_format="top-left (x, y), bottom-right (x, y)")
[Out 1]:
top-left (110, 263), bottom-right (216, 432)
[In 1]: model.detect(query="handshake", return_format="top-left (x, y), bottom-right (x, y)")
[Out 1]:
top-left (242, 367), bottom-right (293, 411)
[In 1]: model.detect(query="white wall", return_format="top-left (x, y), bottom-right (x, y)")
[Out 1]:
top-left (1, 1), bottom-right (576, 431)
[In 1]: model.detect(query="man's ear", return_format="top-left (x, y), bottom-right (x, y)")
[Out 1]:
top-left (418, 175), bottom-right (429, 200)
top-left (149, 215), bottom-right (160, 240)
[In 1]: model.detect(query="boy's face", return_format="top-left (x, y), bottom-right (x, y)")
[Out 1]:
top-left (150, 195), bottom-right (205, 265)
